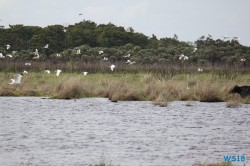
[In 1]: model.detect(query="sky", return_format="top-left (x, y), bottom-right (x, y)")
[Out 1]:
top-left (1, 0), bottom-right (250, 46)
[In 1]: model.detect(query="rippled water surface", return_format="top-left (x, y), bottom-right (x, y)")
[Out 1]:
top-left (0, 97), bottom-right (249, 166)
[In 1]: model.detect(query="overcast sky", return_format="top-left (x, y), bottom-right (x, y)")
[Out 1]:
top-left (1, 0), bottom-right (250, 46)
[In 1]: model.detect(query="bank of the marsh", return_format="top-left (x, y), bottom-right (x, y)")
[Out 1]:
top-left (0, 72), bottom-right (250, 105)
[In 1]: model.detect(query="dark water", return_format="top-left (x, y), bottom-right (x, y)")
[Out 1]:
top-left (0, 97), bottom-right (249, 166)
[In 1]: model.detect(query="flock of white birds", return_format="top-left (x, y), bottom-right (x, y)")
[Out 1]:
top-left (1, 36), bottom-right (137, 84)
top-left (2, 33), bottom-right (245, 85)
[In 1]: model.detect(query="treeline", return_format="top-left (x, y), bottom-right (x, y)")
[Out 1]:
top-left (0, 20), bottom-right (250, 66)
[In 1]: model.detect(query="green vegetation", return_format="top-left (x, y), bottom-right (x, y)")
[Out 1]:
top-left (0, 20), bottom-right (249, 66)
top-left (0, 20), bottom-right (249, 104)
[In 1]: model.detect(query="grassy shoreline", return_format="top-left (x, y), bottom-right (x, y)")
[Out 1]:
top-left (1, 72), bottom-right (250, 105)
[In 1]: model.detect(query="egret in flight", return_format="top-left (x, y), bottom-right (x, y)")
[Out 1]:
top-left (9, 74), bottom-right (23, 84)
top-left (109, 64), bottom-right (116, 71)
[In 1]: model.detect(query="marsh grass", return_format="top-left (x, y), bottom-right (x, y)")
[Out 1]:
top-left (193, 162), bottom-right (234, 166)
top-left (0, 72), bottom-right (250, 104)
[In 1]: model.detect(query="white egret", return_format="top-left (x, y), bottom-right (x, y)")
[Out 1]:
top-left (126, 60), bottom-right (136, 65)
top-left (6, 54), bottom-right (12, 58)
top-left (240, 58), bottom-right (246, 62)
top-left (193, 47), bottom-right (198, 52)
top-left (44, 44), bottom-right (49, 48)
top-left (33, 54), bottom-right (39, 59)
top-left (0, 53), bottom-right (5, 58)
top-left (123, 54), bottom-right (130, 58)
top-left (25, 63), bottom-right (31, 66)
top-left (56, 69), bottom-right (62, 77)
top-left (9, 74), bottom-right (23, 84)
top-left (179, 54), bottom-right (188, 60)
top-left (99, 50), bottom-right (104, 55)
top-left (109, 64), bottom-right (116, 71)
top-left (76, 49), bottom-right (81, 54)
top-left (45, 70), bottom-right (50, 74)
top-left (198, 68), bottom-right (203, 72)
top-left (23, 70), bottom-right (28, 74)
top-left (56, 53), bottom-right (61, 57)
top-left (83, 72), bottom-right (88, 76)
top-left (63, 28), bottom-right (67, 33)
top-left (103, 57), bottom-right (108, 61)
top-left (6, 44), bottom-right (10, 50)
top-left (34, 49), bottom-right (39, 55)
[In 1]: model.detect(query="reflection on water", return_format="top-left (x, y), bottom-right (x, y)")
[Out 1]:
top-left (0, 97), bottom-right (249, 166)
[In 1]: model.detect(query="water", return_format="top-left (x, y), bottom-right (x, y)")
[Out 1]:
top-left (0, 97), bottom-right (249, 166)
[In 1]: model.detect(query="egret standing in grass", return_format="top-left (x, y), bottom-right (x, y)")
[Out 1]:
top-left (56, 69), bottom-right (62, 77)
top-left (25, 62), bottom-right (31, 66)
top-left (83, 72), bottom-right (88, 76)
top-left (9, 74), bottom-right (23, 84)
top-left (45, 70), bottom-right (50, 74)
top-left (109, 64), bottom-right (116, 71)
top-left (103, 57), bottom-right (108, 61)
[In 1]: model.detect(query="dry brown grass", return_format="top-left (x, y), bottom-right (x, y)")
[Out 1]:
top-left (0, 72), bottom-right (249, 105)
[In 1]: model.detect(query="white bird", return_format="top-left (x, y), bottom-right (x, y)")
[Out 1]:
top-left (109, 64), bottom-right (116, 71)
top-left (240, 58), bottom-right (246, 62)
top-left (44, 44), bottom-right (49, 48)
top-left (83, 72), bottom-right (88, 76)
top-left (56, 69), bottom-right (62, 77)
top-left (6, 54), bottom-right (12, 58)
top-left (198, 68), bottom-right (203, 72)
top-left (25, 62), bottom-right (31, 66)
top-left (56, 53), bottom-right (61, 57)
top-left (123, 54), bottom-right (130, 58)
top-left (45, 70), bottom-right (50, 74)
top-left (179, 54), bottom-right (188, 60)
top-left (0, 53), bottom-right (5, 58)
top-left (9, 74), bottom-right (23, 84)
top-left (63, 28), bottom-right (67, 33)
top-left (6, 44), bottom-right (11, 50)
top-left (126, 60), bottom-right (136, 65)
top-left (34, 49), bottom-right (39, 55)
top-left (76, 49), bottom-right (81, 54)
top-left (23, 70), bottom-right (28, 74)
top-left (33, 54), bottom-right (39, 59)
top-left (103, 57), bottom-right (108, 61)
top-left (193, 47), bottom-right (198, 52)
top-left (99, 50), bottom-right (104, 55)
